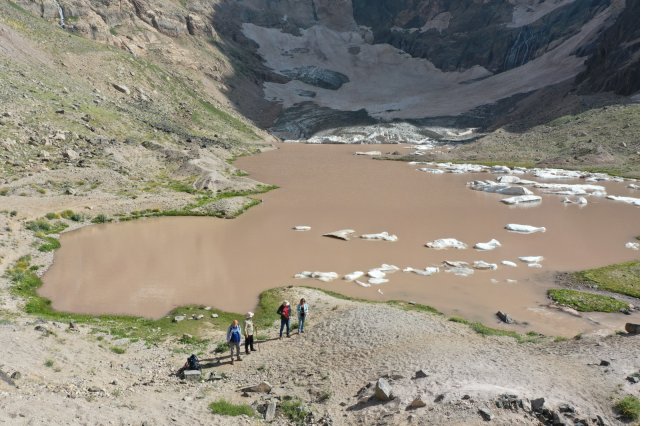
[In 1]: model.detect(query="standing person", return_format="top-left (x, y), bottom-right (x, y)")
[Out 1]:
top-left (277, 300), bottom-right (291, 339)
top-left (227, 319), bottom-right (242, 364)
top-left (244, 312), bottom-right (256, 354)
top-left (297, 298), bottom-right (309, 334)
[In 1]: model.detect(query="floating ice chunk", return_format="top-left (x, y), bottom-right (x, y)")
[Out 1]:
top-left (533, 183), bottom-right (606, 194)
top-left (474, 239), bottom-right (502, 251)
top-left (584, 172), bottom-right (624, 182)
top-left (403, 266), bottom-right (440, 276)
top-left (468, 180), bottom-right (534, 196)
top-left (418, 168), bottom-right (446, 174)
top-left (323, 229), bottom-right (356, 240)
top-left (577, 197), bottom-right (588, 205)
top-left (504, 224), bottom-right (546, 234)
top-left (293, 225), bottom-right (311, 231)
top-left (294, 271), bottom-right (339, 282)
top-left (473, 261), bottom-right (498, 270)
top-left (531, 168), bottom-right (582, 179)
top-left (591, 191), bottom-right (607, 197)
top-left (443, 260), bottom-right (469, 267)
top-left (360, 232), bottom-right (398, 242)
top-left (344, 271), bottom-right (365, 281)
top-left (377, 264), bottom-right (400, 273)
top-left (369, 278), bottom-right (389, 285)
top-left (625, 242), bottom-right (640, 250)
top-left (497, 175), bottom-right (520, 183)
top-left (377, 289), bottom-right (384, 295)
top-left (355, 280), bottom-right (371, 288)
top-left (444, 265), bottom-right (475, 276)
top-left (628, 184), bottom-right (640, 190)
top-left (425, 238), bottom-right (467, 250)
top-left (355, 151), bottom-right (382, 156)
top-left (527, 263), bottom-right (543, 268)
top-left (501, 260), bottom-right (518, 267)
top-left (501, 195), bottom-right (542, 205)
top-left (367, 269), bottom-right (386, 279)
top-left (506, 279), bottom-right (518, 283)
top-left (491, 165), bottom-right (512, 174)
top-left (434, 162), bottom-right (488, 173)
top-left (491, 278), bottom-right (499, 283)
top-left (606, 195), bottom-right (640, 206)
top-left (562, 197), bottom-right (574, 204)
top-left (519, 256), bottom-right (544, 263)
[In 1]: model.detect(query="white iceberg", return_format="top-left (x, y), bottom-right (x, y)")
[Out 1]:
top-left (360, 232), bottom-right (398, 242)
top-left (474, 239), bottom-right (502, 251)
top-left (501, 260), bottom-right (518, 268)
top-left (403, 266), bottom-right (440, 276)
top-left (293, 225), bottom-right (311, 231)
top-left (625, 242), bottom-right (640, 250)
top-left (506, 279), bottom-right (518, 283)
top-left (519, 256), bottom-right (544, 263)
top-left (473, 261), bottom-right (498, 270)
top-left (527, 263), bottom-right (543, 269)
top-left (418, 168), bottom-right (446, 175)
top-left (497, 175), bottom-right (521, 183)
top-left (355, 280), bottom-right (371, 288)
top-left (343, 271), bottom-right (365, 282)
top-left (504, 224), bottom-right (546, 234)
top-left (355, 151), bottom-right (382, 156)
top-left (294, 271), bottom-right (339, 282)
top-left (425, 238), bottom-right (468, 250)
top-left (468, 180), bottom-right (534, 196)
top-left (368, 278), bottom-right (389, 285)
top-left (323, 229), bottom-right (356, 240)
top-left (606, 195), bottom-right (640, 206)
top-left (501, 195), bottom-right (542, 205)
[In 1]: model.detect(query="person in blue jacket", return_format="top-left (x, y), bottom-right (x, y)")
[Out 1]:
top-left (296, 298), bottom-right (309, 334)
top-left (227, 319), bottom-right (243, 364)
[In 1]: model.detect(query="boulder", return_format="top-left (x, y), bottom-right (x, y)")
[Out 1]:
top-left (63, 149), bottom-right (80, 160)
top-left (530, 397), bottom-right (545, 412)
top-left (265, 401), bottom-right (277, 421)
top-left (242, 381), bottom-right (272, 393)
top-left (111, 83), bottom-right (130, 94)
top-left (413, 370), bottom-right (429, 379)
top-left (10, 371), bottom-right (21, 380)
top-left (374, 378), bottom-right (393, 401)
top-left (478, 407), bottom-right (494, 421)
top-left (183, 370), bottom-right (201, 382)
top-left (408, 397), bottom-right (426, 409)
top-left (625, 323), bottom-right (640, 334)
top-left (496, 311), bottom-right (514, 324)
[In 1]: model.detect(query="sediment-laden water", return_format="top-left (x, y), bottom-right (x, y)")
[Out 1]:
top-left (41, 144), bottom-right (640, 336)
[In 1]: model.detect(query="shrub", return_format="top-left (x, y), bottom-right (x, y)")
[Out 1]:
top-left (209, 399), bottom-right (256, 417)
top-left (615, 395), bottom-right (640, 421)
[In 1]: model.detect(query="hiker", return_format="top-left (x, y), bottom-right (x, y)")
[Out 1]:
top-left (297, 298), bottom-right (309, 334)
top-left (244, 312), bottom-right (256, 354)
top-left (227, 319), bottom-right (243, 364)
top-left (277, 300), bottom-right (291, 338)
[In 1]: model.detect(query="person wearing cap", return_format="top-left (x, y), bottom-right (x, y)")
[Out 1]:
top-left (276, 300), bottom-right (291, 339)
top-left (244, 312), bottom-right (256, 354)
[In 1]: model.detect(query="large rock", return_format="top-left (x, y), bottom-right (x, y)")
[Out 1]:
top-left (265, 401), bottom-right (277, 421)
top-left (242, 381), bottom-right (272, 393)
top-left (374, 378), bottom-right (393, 401)
top-left (183, 370), bottom-right (201, 382)
top-left (530, 397), bottom-right (545, 412)
top-left (111, 83), bottom-right (130, 94)
top-left (625, 323), bottom-right (640, 335)
top-left (478, 407), bottom-right (494, 421)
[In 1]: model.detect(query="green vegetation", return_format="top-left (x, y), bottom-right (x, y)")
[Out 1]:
top-left (574, 261), bottom-right (640, 298)
top-left (448, 317), bottom-right (544, 343)
top-left (280, 399), bottom-right (310, 424)
top-left (0, 188), bottom-right (9, 196)
top-left (44, 359), bottom-right (55, 368)
top-left (91, 214), bottom-right (110, 224)
top-left (548, 289), bottom-right (628, 312)
top-left (110, 346), bottom-right (126, 354)
top-left (209, 399), bottom-right (256, 417)
top-left (60, 210), bottom-right (85, 222)
top-left (614, 395), bottom-right (640, 421)
top-left (38, 236), bottom-right (61, 252)
top-left (26, 219), bottom-right (68, 234)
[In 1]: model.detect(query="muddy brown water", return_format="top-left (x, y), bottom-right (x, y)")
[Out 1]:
top-left (41, 144), bottom-right (640, 336)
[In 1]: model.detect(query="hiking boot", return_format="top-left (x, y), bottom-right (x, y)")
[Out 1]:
top-left (251, 348), bottom-right (257, 351)
top-left (245, 351), bottom-right (250, 355)
top-left (237, 356), bottom-right (242, 361)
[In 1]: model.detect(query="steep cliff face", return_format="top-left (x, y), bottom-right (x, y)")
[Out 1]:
top-left (9, 0), bottom-right (640, 139)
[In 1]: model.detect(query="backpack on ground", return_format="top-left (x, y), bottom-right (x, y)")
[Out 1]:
top-left (187, 354), bottom-right (201, 370)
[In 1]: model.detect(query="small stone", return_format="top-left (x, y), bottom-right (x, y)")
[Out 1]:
top-left (599, 360), bottom-right (610, 367)
top-left (462, 395), bottom-right (471, 400)
top-left (64, 187), bottom-right (77, 196)
top-left (413, 369), bottom-right (429, 379)
top-left (10, 372), bottom-right (21, 380)
top-left (204, 306), bottom-right (211, 311)
top-left (265, 401), bottom-right (277, 421)
top-left (173, 316), bottom-right (185, 323)
top-left (408, 397), bottom-right (426, 409)
top-left (558, 403), bottom-right (575, 413)
top-left (196, 314), bottom-right (204, 320)
top-left (182, 334), bottom-right (193, 340)
top-left (531, 397), bottom-right (545, 412)
top-left (626, 375), bottom-right (640, 383)
top-left (63, 149), bottom-right (79, 160)
top-left (88, 386), bottom-right (104, 393)
top-left (374, 378), bottom-right (393, 401)
top-left (434, 394), bottom-right (445, 403)
top-left (496, 311), bottom-right (513, 324)
top-left (56, 109), bottom-right (65, 114)
top-left (478, 407), bottom-right (493, 421)
top-left (211, 313), bottom-right (219, 318)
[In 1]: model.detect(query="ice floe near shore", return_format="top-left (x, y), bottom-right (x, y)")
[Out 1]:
top-left (425, 238), bottom-right (468, 249)
top-left (474, 239), bottom-right (502, 251)
top-left (360, 232), bottom-right (398, 242)
top-left (504, 224), bottom-right (546, 234)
